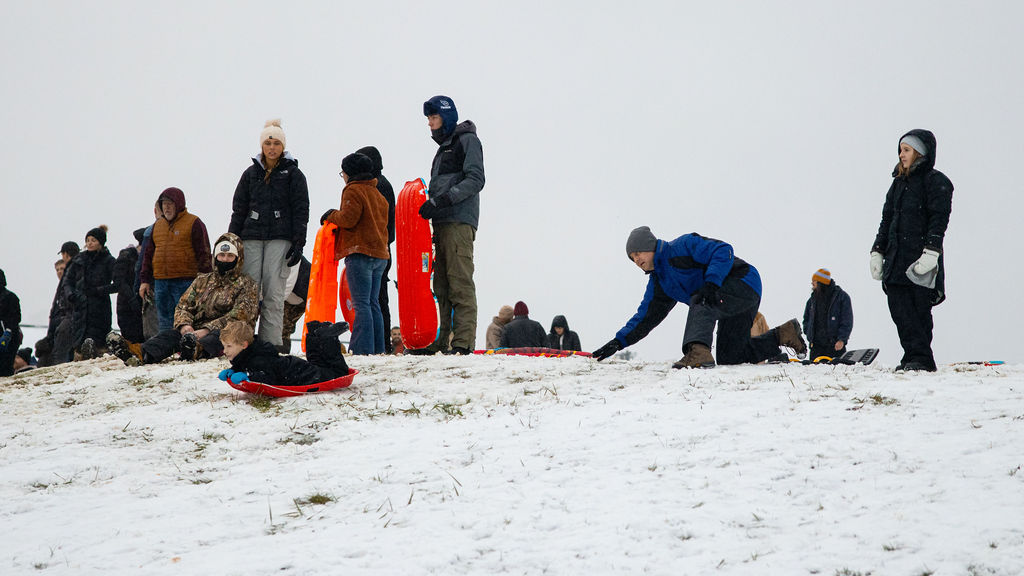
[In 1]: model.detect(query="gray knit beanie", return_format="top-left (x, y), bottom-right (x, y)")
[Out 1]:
top-left (900, 135), bottom-right (928, 157)
top-left (625, 226), bottom-right (658, 260)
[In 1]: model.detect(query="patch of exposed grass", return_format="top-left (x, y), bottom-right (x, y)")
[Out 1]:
top-left (400, 403), bottom-right (421, 416)
top-left (246, 395), bottom-right (278, 413)
top-left (297, 492), bottom-right (335, 505)
top-left (127, 375), bottom-right (151, 388)
top-left (852, 393), bottom-right (898, 406)
top-left (835, 569), bottom-right (872, 576)
top-left (432, 400), bottom-right (468, 418)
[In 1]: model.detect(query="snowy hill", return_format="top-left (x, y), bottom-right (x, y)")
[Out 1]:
top-left (2, 355), bottom-right (1022, 575)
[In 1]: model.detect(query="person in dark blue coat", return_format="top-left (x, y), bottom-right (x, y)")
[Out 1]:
top-left (870, 129), bottom-right (953, 371)
top-left (802, 268), bottom-right (853, 361)
top-left (592, 227), bottom-right (807, 368)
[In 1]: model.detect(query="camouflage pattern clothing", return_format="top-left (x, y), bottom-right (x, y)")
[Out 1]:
top-left (173, 233), bottom-right (258, 332)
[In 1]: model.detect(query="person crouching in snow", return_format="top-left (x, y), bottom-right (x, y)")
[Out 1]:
top-left (218, 320), bottom-right (350, 387)
top-left (592, 226), bottom-right (807, 368)
top-left (107, 233), bottom-right (258, 365)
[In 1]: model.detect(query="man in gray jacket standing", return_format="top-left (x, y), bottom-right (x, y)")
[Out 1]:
top-left (418, 95), bottom-right (485, 355)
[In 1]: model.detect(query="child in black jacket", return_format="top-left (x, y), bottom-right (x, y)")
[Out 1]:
top-left (219, 320), bottom-right (349, 386)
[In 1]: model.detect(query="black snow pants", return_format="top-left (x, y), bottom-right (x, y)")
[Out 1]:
top-left (141, 329), bottom-right (223, 364)
top-left (682, 276), bottom-right (780, 365)
top-left (885, 283), bottom-right (936, 370)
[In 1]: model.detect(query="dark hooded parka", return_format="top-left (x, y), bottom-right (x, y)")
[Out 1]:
top-left (872, 129), bottom-right (953, 305)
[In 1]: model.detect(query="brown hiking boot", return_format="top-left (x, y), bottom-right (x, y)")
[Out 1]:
top-left (672, 343), bottom-right (716, 369)
top-left (775, 318), bottom-right (807, 357)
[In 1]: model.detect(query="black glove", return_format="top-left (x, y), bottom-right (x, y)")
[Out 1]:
top-left (693, 282), bottom-right (720, 307)
top-left (432, 193), bottom-right (453, 207)
top-left (418, 199), bottom-right (439, 220)
top-left (320, 208), bottom-right (336, 225)
top-left (592, 339), bottom-right (622, 361)
top-left (285, 245), bottom-right (302, 267)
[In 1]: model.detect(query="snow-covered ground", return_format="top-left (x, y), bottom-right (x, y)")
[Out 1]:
top-left (2, 354), bottom-right (1022, 575)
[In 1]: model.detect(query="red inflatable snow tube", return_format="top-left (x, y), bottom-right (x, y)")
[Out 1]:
top-left (395, 179), bottom-right (439, 350)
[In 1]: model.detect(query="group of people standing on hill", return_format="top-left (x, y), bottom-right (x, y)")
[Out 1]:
top-left (3, 95), bottom-right (489, 381)
top-left (2, 118), bottom-right (951, 378)
top-left (592, 129), bottom-right (952, 372)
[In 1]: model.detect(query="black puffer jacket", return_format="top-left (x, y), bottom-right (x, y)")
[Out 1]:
top-left (547, 315), bottom-right (582, 351)
top-left (63, 248), bottom-right (116, 346)
top-left (428, 121), bottom-right (485, 229)
top-left (500, 315), bottom-right (548, 348)
top-left (356, 146), bottom-right (396, 245)
top-left (0, 269), bottom-right (22, 344)
top-left (229, 340), bottom-right (327, 387)
top-left (114, 246), bottom-right (144, 343)
top-left (872, 129), bottom-right (953, 305)
top-left (229, 153), bottom-right (310, 249)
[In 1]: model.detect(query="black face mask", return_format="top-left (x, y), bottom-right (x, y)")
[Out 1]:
top-left (215, 259), bottom-right (237, 274)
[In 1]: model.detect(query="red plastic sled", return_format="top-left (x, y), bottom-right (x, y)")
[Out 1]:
top-left (228, 369), bottom-right (358, 398)
top-left (473, 347), bottom-right (594, 358)
top-left (339, 267), bottom-right (355, 328)
top-left (302, 222), bottom-right (339, 353)
top-left (396, 179), bottom-right (438, 350)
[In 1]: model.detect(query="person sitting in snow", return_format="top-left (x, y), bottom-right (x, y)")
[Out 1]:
top-left (592, 226), bottom-right (807, 368)
top-left (485, 304), bottom-right (513, 350)
top-left (802, 268), bottom-right (853, 362)
top-left (218, 320), bottom-right (350, 387)
top-left (13, 347), bottom-right (37, 373)
top-left (107, 233), bottom-right (258, 365)
top-left (547, 315), bottom-right (582, 352)
top-left (500, 301), bottom-right (547, 348)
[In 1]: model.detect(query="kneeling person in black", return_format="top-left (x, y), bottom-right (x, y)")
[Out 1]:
top-left (220, 320), bottom-right (349, 387)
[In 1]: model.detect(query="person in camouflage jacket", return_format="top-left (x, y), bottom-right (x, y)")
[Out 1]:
top-left (108, 233), bottom-right (258, 365)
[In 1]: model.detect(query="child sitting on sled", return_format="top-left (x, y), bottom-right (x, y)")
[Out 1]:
top-left (218, 320), bottom-right (350, 386)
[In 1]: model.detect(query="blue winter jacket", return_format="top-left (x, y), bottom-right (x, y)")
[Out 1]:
top-left (614, 234), bottom-right (761, 347)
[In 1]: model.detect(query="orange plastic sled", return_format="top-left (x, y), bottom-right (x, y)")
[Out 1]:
top-left (302, 222), bottom-right (339, 353)
top-left (339, 267), bottom-right (355, 328)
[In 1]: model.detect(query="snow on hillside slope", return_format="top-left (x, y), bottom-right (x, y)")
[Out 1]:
top-left (2, 355), bottom-right (1022, 575)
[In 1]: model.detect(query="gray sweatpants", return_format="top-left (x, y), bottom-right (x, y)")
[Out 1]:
top-left (242, 239), bottom-right (291, 346)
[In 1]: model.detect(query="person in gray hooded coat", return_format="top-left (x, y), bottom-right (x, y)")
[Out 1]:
top-left (417, 95), bottom-right (485, 355)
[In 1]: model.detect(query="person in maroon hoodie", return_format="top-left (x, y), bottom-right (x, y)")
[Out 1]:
top-left (139, 187), bottom-right (212, 332)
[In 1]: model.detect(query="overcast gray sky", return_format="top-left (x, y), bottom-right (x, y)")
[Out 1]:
top-left (2, 0), bottom-right (1021, 364)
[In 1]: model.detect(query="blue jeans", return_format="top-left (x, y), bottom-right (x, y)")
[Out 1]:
top-left (155, 278), bottom-right (195, 331)
top-left (345, 254), bottom-right (387, 354)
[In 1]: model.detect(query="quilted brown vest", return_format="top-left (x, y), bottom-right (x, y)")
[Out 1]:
top-left (152, 211), bottom-right (200, 279)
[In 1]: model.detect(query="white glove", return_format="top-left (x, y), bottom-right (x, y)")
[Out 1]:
top-left (913, 248), bottom-right (940, 275)
top-left (869, 252), bottom-right (883, 281)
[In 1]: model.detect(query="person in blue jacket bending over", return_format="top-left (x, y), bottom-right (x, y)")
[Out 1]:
top-left (592, 226), bottom-right (807, 368)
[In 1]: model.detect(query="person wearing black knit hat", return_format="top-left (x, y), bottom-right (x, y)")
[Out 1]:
top-left (356, 145), bottom-right (397, 352)
top-left (61, 225), bottom-right (116, 360)
top-left (592, 226), bottom-right (807, 369)
top-left (870, 129), bottom-right (953, 371)
top-left (321, 152), bottom-right (390, 354)
top-left (417, 95), bottom-right (485, 355)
